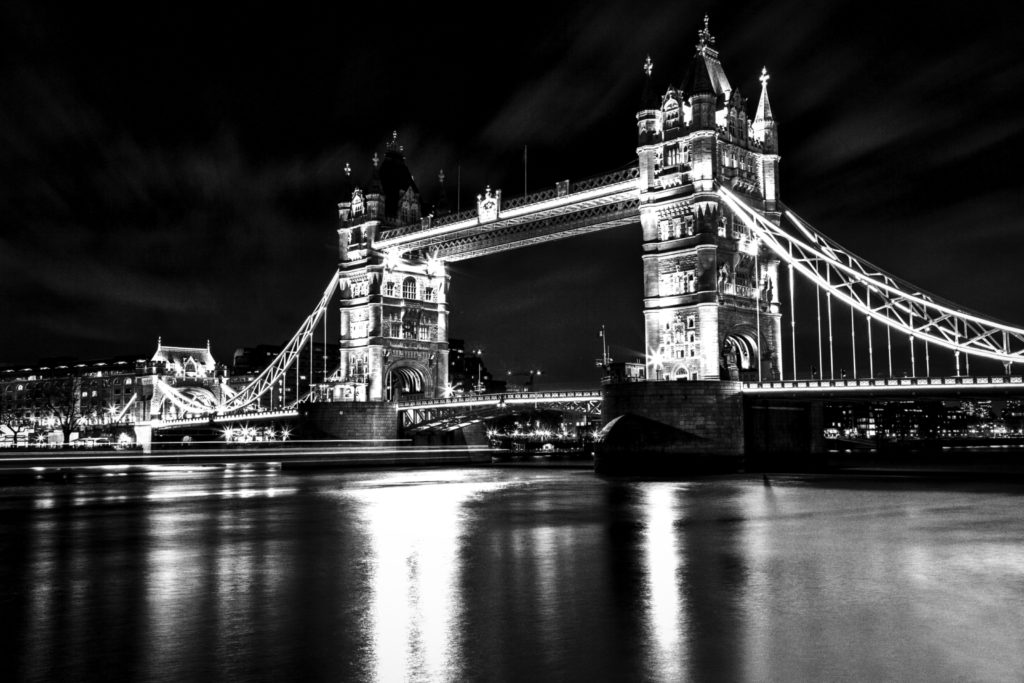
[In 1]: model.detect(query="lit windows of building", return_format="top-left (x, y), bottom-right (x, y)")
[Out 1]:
top-left (402, 277), bottom-right (417, 300)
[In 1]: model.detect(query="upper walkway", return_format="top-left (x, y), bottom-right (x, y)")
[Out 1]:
top-left (375, 168), bottom-right (641, 260)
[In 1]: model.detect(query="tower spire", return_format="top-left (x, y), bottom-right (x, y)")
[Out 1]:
top-left (385, 130), bottom-right (403, 154)
top-left (755, 67), bottom-right (774, 122)
top-left (639, 55), bottom-right (659, 110)
top-left (697, 13), bottom-right (715, 54)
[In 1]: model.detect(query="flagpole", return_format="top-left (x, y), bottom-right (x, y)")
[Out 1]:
top-left (524, 145), bottom-right (528, 197)
top-left (601, 324), bottom-right (608, 367)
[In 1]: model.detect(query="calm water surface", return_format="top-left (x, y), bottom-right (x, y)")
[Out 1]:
top-left (1, 467), bottom-right (1022, 682)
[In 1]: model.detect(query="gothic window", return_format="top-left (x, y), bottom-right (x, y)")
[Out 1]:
top-left (687, 315), bottom-right (695, 329)
top-left (659, 219), bottom-right (683, 241)
top-left (402, 277), bottom-right (417, 300)
top-left (351, 355), bottom-right (367, 383)
top-left (682, 143), bottom-right (690, 164)
top-left (383, 281), bottom-right (396, 297)
top-left (351, 320), bottom-right (369, 339)
top-left (683, 215), bottom-right (695, 236)
top-left (350, 279), bottom-right (369, 297)
top-left (664, 145), bottom-right (680, 168)
top-left (424, 287), bottom-right (436, 302)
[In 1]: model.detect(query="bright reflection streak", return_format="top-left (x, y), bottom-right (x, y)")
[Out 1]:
top-left (346, 472), bottom-right (511, 682)
top-left (643, 484), bottom-right (687, 682)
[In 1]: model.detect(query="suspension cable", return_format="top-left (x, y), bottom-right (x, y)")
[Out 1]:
top-left (866, 288), bottom-right (874, 379)
top-left (816, 282), bottom-right (824, 380)
top-left (789, 254), bottom-right (797, 380)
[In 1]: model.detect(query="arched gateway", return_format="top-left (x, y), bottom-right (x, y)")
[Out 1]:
top-left (330, 17), bottom-right (783, 401)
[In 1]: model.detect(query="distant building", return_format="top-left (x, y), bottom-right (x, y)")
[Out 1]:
top-left (447, 339), bottom-right (505, 394)
top-left (0, 339), bottom-right (225, 445)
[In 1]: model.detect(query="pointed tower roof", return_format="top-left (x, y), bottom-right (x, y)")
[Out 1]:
top-left (679, 15), bottom-right (732, 100)
top-left (379, 130), bottom-right (420, 218)
top-left (755, 67), bottom-right (774, 121)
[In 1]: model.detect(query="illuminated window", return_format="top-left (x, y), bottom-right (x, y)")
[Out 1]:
top-left (402, 277), bottom-right (417, 299)
top-left (664, 145), bottom-right (679, 167)
top-left (351, 355), bottom-right (367, 383)
top-left (351, 279), bottom-right (369, 297)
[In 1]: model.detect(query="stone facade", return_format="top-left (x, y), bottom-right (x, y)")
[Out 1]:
top-left (300, 401), bottom-right (398, 441)
top-left (332, 135), bottom-right (450, 402)
top-left (637, 17), bottom-right (783, 383)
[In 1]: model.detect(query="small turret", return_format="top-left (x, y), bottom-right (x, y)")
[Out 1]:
top-left (752, 67), bottom-right (780, 207)
top-left (365, 152), bottom-right (385, 219)
top-left (636, 56), bottom-right (662, 188)
top-left (752, 67), bottom-right (777, 153)
top-left (337, 162), bottom-right (355, 223)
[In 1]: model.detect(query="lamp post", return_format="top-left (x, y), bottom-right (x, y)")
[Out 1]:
top-left (475, 349), bottom-right (484, 393)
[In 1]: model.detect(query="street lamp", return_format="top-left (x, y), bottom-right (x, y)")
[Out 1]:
top-left (475, 349), bottom-right (484, 393)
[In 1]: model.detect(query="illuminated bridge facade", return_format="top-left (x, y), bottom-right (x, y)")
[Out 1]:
top-left (139, 17), bottom-right (1024, 460)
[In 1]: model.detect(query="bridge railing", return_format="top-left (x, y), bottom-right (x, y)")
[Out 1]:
top-left (398, 390), bottom-right (602, 409)
top-left (380, 166), bottom-right (640, 240)
top-left (744, 375), bottom-right (1024, 392)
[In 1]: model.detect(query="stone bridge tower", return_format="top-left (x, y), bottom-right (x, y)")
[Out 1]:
top-left (334, 134), bottom-right (450, 402)
top-left (637, 16), bottom-right (783, 382)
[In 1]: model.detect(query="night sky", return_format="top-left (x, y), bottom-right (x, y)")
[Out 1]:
top-left (3, 1), bottom-right (1024, 387)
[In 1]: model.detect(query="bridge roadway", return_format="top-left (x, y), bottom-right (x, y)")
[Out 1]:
top-left (744, 374), bottom-right (1024, 399)
top-left (152, 376), bottom-right (1024, 431)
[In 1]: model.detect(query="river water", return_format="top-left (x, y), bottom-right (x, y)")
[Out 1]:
top-left (1, 466), bottom-right (1022, 682)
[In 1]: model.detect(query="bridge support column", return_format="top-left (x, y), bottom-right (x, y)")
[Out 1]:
top-left (743, 397), bottom-right (825, 471)
top-left (596, 380), bottom-right (745, 473)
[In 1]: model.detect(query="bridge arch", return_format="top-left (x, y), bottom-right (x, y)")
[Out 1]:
top-left (384, 360), bottom-right (431, 401)
top-left (722, 326), bottom-right (765, 379)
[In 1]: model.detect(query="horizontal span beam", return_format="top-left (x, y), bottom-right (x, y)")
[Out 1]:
top-left (745, 376), bottom-right (1024, 396)
top-left (399, 390), bottom-right (602, 411)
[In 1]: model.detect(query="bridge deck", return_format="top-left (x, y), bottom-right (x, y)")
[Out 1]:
top-left (745, 375), bottom-right (1024, 397)
top-left (398, 390), bottom-right (602, 410)
top-left (376, 168), bottom-right (640, 260)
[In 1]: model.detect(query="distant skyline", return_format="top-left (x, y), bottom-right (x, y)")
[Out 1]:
top-left (3, 2), bottom-right (1024, 387)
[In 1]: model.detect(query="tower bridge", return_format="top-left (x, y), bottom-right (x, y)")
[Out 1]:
top-left (132, 16), bottom-right (1024, 466)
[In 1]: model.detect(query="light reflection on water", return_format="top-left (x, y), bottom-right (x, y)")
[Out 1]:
top-left (1, 469), bottom-right (1023, 682)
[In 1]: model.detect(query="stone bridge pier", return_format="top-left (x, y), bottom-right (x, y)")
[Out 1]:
top-left (597, 380), bottom-right (824, 473)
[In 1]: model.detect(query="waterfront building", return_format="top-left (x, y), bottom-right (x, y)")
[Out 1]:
top-left (0, 339), bottom-right (225, 445)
